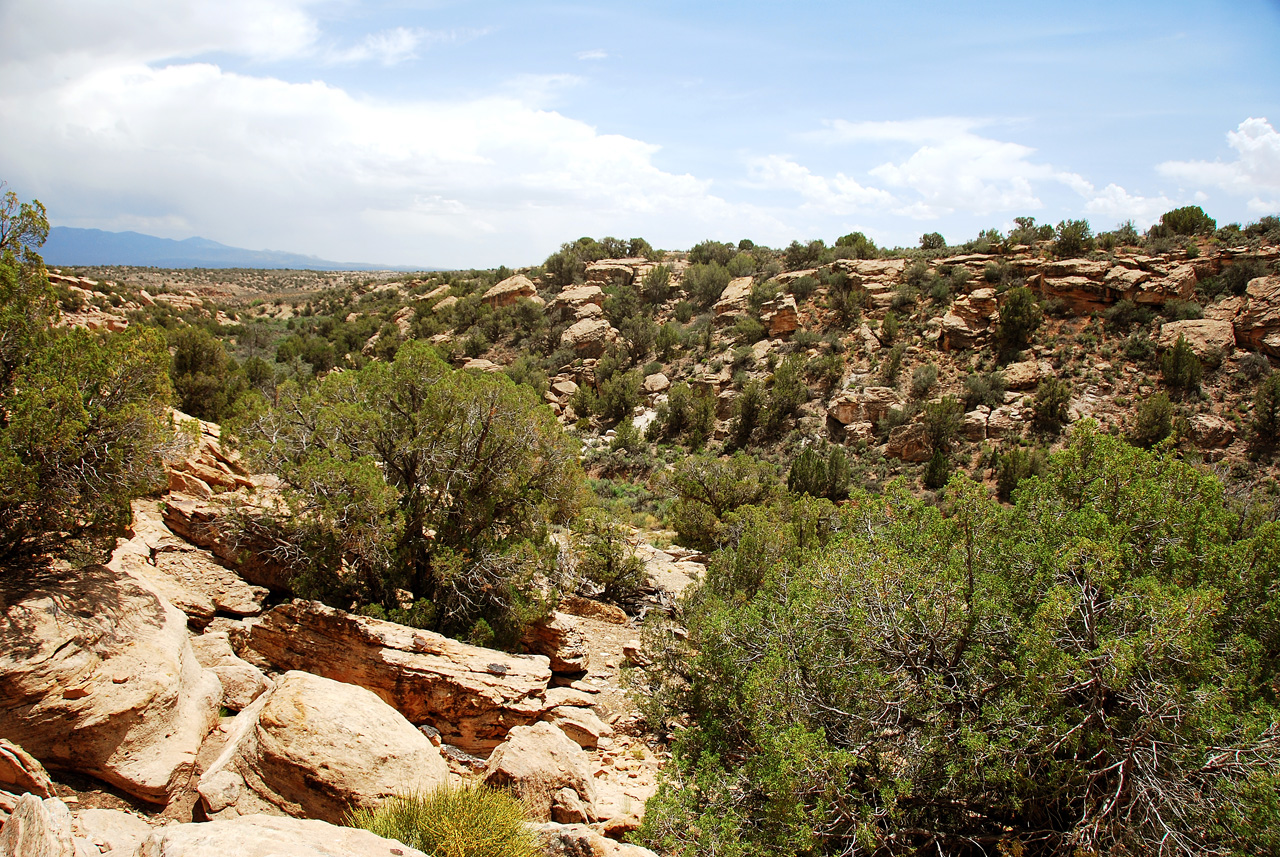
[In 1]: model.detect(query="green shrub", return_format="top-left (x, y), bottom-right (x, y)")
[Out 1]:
top-left (730, 315), bottom-right (766, 345)
top-left (1161, 334), bottom-right (1202, 393)
top-left (880, 342), bottom-right (905, 385)
top-left (688, 239), bottom-right (736, 267)
top-left (995, 286), bottom-right (1042, 357)
top-left (347, 785), bottom-right (537, 857)
top-left (573, 510), bottom-right (646, 605)
top-left (783, 239), bottom-right (827, 270)
top-left (1008, 215), bottom-right (1054, 245)
top-left (665, 453), bottom-right (777, 550)
top-left (962, 371), bottom-right (1005, 409)
top-left (1131, 391), bottom-right (1174, 447)
top-left (880, 311), bottom-right (900, 344)
top-left (918, 231), bottom-right (946, 251)
top-left (921, 395), bottom-right (963, 453)
top-left (922, 448), bottom-right (950, 489)
top-left (787, 444), bottom-right (851, 502)
top-left (909, 363), bottom-right (938, 400)
top-left (994, 445), bottom-right (1045, 501)
top-left (641, 264), bottom-right (672, 304)
top-left (1252, 373), bottom-right (1280, 448)
top-left (684, 263), bottom-right (731, 308)
top-left (1160, 299), bottom-right (1203, 321)
top-left (833, 231), bottom-right (877, 259)
top-left (1158, 205), bottom-right (1217, 236)
top-left (727, 378), bottom-right (766, 450)
top-left (1032, 376), bottom-right (1071, 433)
top-left (1053, 219), bottom-right (1093, 256)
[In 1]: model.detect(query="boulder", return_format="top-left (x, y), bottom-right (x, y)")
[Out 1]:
top-left (826, 393), bottom-right (861, 425)
top-left (433, 295), bottom-right (458, 313)
top-left (761, 295), bottom-right (799, 336)
top-left (1157, 318), bottom-right (1236, 356)
top-left (1130, 264), bottom-right (1197, 305)
top-left (884, 423), bottom-right (930, 462)
top-left (1187, 413), bottom-right (1237, 449)
top-left (161, 495), bottom-right (293, 593)
top-left (131, 815), bottom-right (429, 857)
top-left (189, 632), bottom-right (271, 712)
top-left (71, 809), bottom-right (152, 857)
top-left (0, 565), bottom-right (221, 804)
top-left (559, 596), bottom-right (629, 625)
top-left (1002, 360), bottom-right (1045, 391)
top-left (1233, 276), bottom-right (1280, 358)
top-left (711, 277), bottom-right (753, 316)
top-left (0, 795), bottom-right (75, 857)
top-left (482, 274), bottom-right (537, 307)
top-left (561, 318), bottom-right (619, 358)
top-left (553, 284), bottom-right (606, 316)
top-left (858, 387), bottom-right (904, 425)
top-left (986, 405), bottom-right (1022, 439)
top-left (520, 612), bottom-right (590, 674)
top-left (483, 722), bottom-right (596, 822)
top-left (536, 822), bottom-right (661, 857)
top-left (641, 373), bottom-right (670, 394)
top-left (585, 260), bottom-right (642, 287)
top-left (238, 601), bottom-right (551, 754)
top-left (198, 671), bottom-right (449, 824)
top-left (539, 706), bottom-right (614, 750)
top-left (0, 740), bottom-right (53, 802)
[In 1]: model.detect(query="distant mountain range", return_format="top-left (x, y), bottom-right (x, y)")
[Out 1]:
top-left (41, 226), bottom-right (426, 271)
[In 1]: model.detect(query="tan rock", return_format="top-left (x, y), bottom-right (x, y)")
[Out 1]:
top-left (859, 387), bottom-right (904, 425)
top-left (0, 795), bottom-right (75, 857)
top-left (1233, 276), bottom-right (1280, 358)
top-left (1188, 414), bottom-right (1237, 448)
top-left (0, 565), bottom-right (221, 804)
top-left (554, 284), bottom-right (606, 315)
top-left (884, 424), bottom-right (930, 462)
top-left (585, 260), bottom-right (642, 287)
top-left (761, 294), bottom-right (799, 336)
top-left (642, 373), bottom-right (670, 394)
top-left (199, 671), bottom-right (449, 823)
top-left (843, 421), bottom-right (875, 444)
top-left (536, 822), bottom-right (660, 857)
top-left (190, 632), bottom-right (271, 712)
top-left (483, 274), bottom-right (537, 307)
top-left (712, 276), bottom-right (753, 316)
top-left (132, 815), bottom-right (430, 857)
top-left (0, 740), bottom-right (53, 801)
top-left (161, 495), bottom-right (293, 593)
top-left (1130, 264), bottom-right (1197, 305)
top-left (561, 318), bottom-right (619, 358)
top-left (71, 809), bottom-right (152, 857)
top-left (521, 612), bottom-right (590, 674)
top-left (962, 409), bottom-right (989, 442)
top-left (1157, 318), bottom-right (1235, 356)
top-left (433, 295), bottom-right (458, 313)
top-left (559, 596), bottom-right (629, 625)
top-left (540, 706), bottom-right (614, 749)
top-left (239, 601), bottom-right (552, 754)
top-left (482, 722), bottom-right (596, 822)
top-left (1002, 360), bottom-right (1043, 391)
top-left (986, 405), bottom-right (1022, 439)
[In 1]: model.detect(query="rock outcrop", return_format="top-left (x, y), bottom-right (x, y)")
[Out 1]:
top-left (198, 671), bottom-right (450, 823)
top-left (1233, 275), bottom-right (1280, 358)
top-left (0, 565), bottom-right (221, 804)
top-left (520, 612), bottom-right (590, 674)
top-left (238, 601), bottom-right (552, 753)
top-left (561, 318), bottom-right (620, 358)
top-left (884, 423), bottom-right (930, 462)
top-left (1157, 318), bottom-right (1236, 356)
top-left (0, 740), bottom-right (54, 814)
top-left (483, 274), bottom-right (537, 307)
top-left (131, 814), bottom-right (429, 857)
top-left (482, 722), bottom-right (597, 822)
top-left (189, 631), bottom-right (271, 712)
top-left (0, 794), bottom-right (75, 857)
top-left (712, 277), bottom-right (753, 317)
top-left (537, 822), bottom-right (661, 857)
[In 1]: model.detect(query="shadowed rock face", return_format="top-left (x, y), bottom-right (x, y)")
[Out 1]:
top-left (0, 565), bottom-right (221, 804)
top-left (237, 600), bottom-right (553, 753)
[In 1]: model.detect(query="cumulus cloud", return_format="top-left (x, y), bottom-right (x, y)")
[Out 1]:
top-left (1082, 183), bottom-right (1177, 228)
top-left (0, 1), bottom-right (782, 266)
top-left (746, 155), bottom-right (896, 214)
top-left (1159, 117), bottom-right (1280, 215)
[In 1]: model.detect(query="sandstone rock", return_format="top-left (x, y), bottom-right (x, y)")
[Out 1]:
top-left (585, 260), bottom-right (642, 287)
top-left (560, 596), bottom-right (629, 625)
top-left (856, 387), bottom-right (903, 425)
top-left (536, 822), bottom-right (660, 857)
top-left (433, 295), bottom-right (458, 313)
top-left (190, 632), bottom-right (271, 712)
top-left (483, 722), bottom-right (596, 822)
top-left (1233, 276), bottom-right (1280, 358)
top-left (641, 373), bottom-right (670, 394)
top-left (551, 378), bottom-right (580, 398)
top-left (1130, 264), bottom-right (1197, 305)
top-left (986, 405), bottom-right (1022, 439)
top-left (761, 295), bottom-right (798, 336)
top-left (826, 393), bottom-right (860, 425)
top-left (461, 358), bottom-right (502, 372)
top-left (521, 612), bottom-right (590, 674)
top-left (1037, 275), bottom-right (1117, 315)
top-left (131, 815), bottom-right (429, 857)
top-left (199, 671), bottom-right (449, 823)
top-left (1157, 318), bottom-right (1235, 356)
top-left (161, 495), bottom-right (292, 593)
top-left (540, 707), bottom-right (614, 750)
top-left (483, 274), bottom-right (537, 307)
top-left (884, 424), bottom-right (930, 462)
top-left (712, 277), bottom-right (753, 316)
top-left (962, 409), bottom-right (989, 442)
top-left (0, 565), bottom-right (221, 804)
top-left (239, 601), bottom-right (551, 753)
top-left (108, 500), bottom-right (267, 628)
top-left (423, 284), bottom-right (451, 301)
top-left (71, 809), bottom-right (152, 857)
top-left (0, 794), bottom-right (75, 857)
top-left (0, 740), bottom-right (53, 801)
top-left (1188, 413), bottom-right (1237, 448)
top-left (843, 421), bottom-right (875, 444)
top-left (390, 305), bottom-right (415, 337)
top-left (1002, 360), bottom-right (1043, 391)
top-left (940, 288), bottom-right (998, 350)
top-left (561, 318), bottom-right (619, 358)
top-left (553, 285), bottom-right (606, 321)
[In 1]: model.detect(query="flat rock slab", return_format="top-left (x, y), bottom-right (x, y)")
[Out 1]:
top-left (239, 601), bottom-right (552, 754)
top-left (132, 814), bottom-right (429, 857)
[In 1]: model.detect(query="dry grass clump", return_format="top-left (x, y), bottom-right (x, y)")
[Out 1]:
top-left (348, 784), bottom-right (539, 857)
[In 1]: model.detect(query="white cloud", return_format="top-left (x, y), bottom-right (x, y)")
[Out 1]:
top-left (746, 155), bottom-right (896, 214)
top-left (576, 49), bottom-right (608, 61)
top-left (1082, 184), bottom-right (1177, 228)
top-left (327, 28), bottom-right (428, 66)
top-left (1158, 117), bottom-right (1280, 215)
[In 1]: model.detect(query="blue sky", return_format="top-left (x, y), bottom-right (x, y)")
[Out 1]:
top-left (1, 0), bottom-right (1278, 268)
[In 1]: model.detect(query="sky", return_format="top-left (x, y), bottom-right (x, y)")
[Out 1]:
top-left (1, 0), bottom-right (1279, 269)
